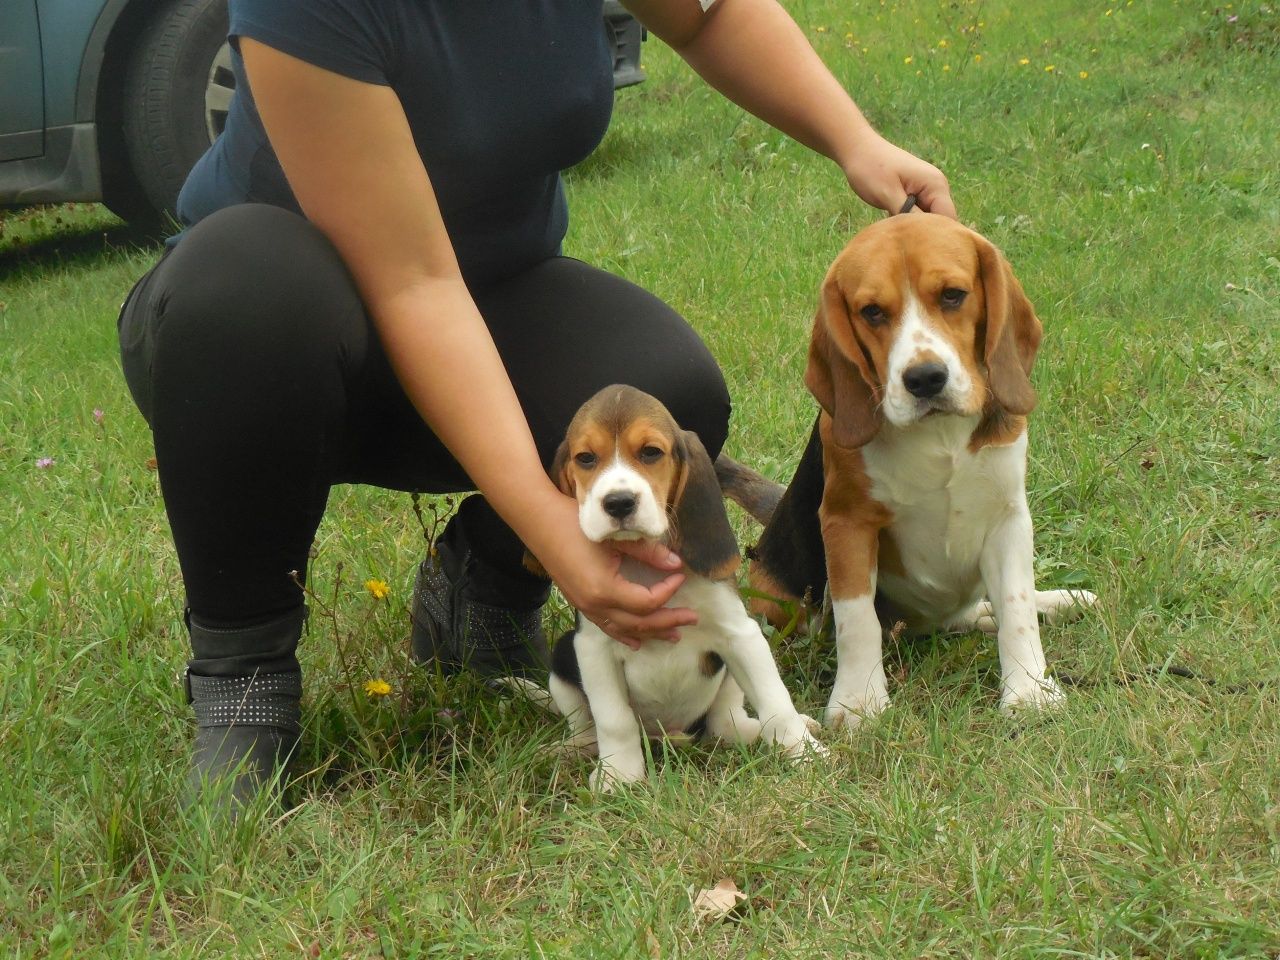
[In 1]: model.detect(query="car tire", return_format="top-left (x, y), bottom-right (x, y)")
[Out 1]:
top-left (121, 0), bottom-right (230, 222)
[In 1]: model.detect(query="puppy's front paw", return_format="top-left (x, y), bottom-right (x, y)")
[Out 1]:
top-left (999, 674), bottom-right (1066, 715)
top-left (729, 715), bottom-right (764, 745)
top-left (763, 716), bottom-right (828, 761)
top-left (824, 692), bottom-right (890, 731)
top-left (783, 728), bottom-right (828, 762)
top-left (558, 731), bottom-right (599, 759)
top-left (589, 757), bottom-right (646, 793)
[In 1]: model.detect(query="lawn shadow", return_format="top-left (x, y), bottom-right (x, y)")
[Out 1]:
top-left (565, 124), bottom-right (666, 185)
top-left (0, 210), bottom-right (164, 277)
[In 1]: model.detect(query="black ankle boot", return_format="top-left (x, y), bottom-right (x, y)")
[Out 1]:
top-left (187, 671), bottom-right (302, 808)
top-left (185, 606), bottom-right (306, 809)
top-left (411, 539), bottom-right (550, 679)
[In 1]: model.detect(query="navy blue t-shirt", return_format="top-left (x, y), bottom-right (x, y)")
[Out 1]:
top-left (176, 0), bottom-right (616, 285)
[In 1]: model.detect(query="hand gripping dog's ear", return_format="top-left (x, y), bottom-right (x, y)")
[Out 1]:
top-left (669, 430), bottom-right (741, 582)
top-left (804, 274), bottom-right (881, 448)
top-left (975, 234), bottom-right (1042, 416)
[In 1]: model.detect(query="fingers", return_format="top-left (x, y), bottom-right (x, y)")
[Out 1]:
top-left (582, 570), bottom-right (699, 648)
top-left (590, 603), bottom-right (697, 648)
top-left (844, 136), bottom-right (957, 221)
top-left (916, 178), bottom-right (958, 219)
top-left (610, 538), bottom-right (683, 571)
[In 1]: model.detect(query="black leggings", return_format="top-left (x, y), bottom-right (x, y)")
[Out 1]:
top-left (118, 204), bottom-right (730, 639)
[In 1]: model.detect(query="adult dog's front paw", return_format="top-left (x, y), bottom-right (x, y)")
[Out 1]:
top-left (999, 674), bottom-right (1066, 715)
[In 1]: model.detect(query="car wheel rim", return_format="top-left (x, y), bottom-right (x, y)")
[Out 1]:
top-left (205, 43), bottom-right (235, 143)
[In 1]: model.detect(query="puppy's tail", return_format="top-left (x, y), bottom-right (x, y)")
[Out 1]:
top-left (714, 453), bottom-right (785, 526)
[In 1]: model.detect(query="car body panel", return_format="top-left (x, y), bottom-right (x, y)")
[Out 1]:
top-left (0, 0), bottom-right (45, 160)
top-left (2, 0), bottom-right (643, 214)
top-left (38, 0), bottom-right (122, 127)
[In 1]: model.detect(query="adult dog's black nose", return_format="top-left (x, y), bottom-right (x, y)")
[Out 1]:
top-left (602, 491), bottom-right (637, 519)
top-left (903, 361), bottom-right (948, 399)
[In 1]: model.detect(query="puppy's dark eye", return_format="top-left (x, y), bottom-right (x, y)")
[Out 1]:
top-left (940, 288), bottom-right (968, 309)
top-left (860, 303), bottom-right (887, 326)
top-left (574, 451), bottom-right (598, 469)
top-left (638, 445), bottom-right (664, 464)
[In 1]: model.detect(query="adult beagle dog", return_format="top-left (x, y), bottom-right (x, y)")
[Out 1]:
top-left (749, 214), bottom-right (1097, 728)
top-left (547, 385), bottom-right (824, 790)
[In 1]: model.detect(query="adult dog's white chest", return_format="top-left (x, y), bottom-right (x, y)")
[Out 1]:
top-left (861, 415), bottom-right (1030, 627)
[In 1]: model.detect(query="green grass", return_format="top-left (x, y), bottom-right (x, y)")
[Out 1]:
top-left (3, 0), bottom-right (1279, 955)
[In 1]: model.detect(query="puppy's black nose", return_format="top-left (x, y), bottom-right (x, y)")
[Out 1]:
top-left (903, 361), bottom-right (948, 398)
top-left (602, 491), bottom-right (637, 519)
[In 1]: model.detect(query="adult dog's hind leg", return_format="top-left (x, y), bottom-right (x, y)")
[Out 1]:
top-left (947, 589), bottom-right (1099, 636)
top-left (1037, 589), bottom-right (1099, 624)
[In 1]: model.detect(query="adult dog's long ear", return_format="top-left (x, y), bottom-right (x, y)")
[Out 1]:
top-left (549, 438), bottom-right (575, 497)
top-left (804, 275), bottom-right (880, 448)
top-left (670, 430), bottom-right (741, 582)
top-left (975, 235), bottom-right (1042, 415)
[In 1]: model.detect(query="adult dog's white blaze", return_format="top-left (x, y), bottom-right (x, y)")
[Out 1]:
top-left (882, 292), bottom-right (978, 426)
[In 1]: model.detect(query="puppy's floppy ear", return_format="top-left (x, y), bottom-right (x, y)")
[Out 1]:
top-left (669, 430), bottom-right (741, 582)
top-left (549, 438), bottom-right (576, 497)
top-left (805, 274), bottom-right (880, 448)
top-left (526, 438), bottom-right (577, 579)
top-left (975, 235), bottom-right (1041, 415)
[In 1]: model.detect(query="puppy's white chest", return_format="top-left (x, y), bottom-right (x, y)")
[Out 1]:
top-left (610, 562), bottom-right (743, 734)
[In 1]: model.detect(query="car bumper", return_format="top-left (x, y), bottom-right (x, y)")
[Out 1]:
top-left (0, 123), bottom-right (103, 206)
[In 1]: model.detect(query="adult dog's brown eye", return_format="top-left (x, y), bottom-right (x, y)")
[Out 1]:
top-left (638, 445), bottom-right (664, 464)
top-left (574, 451), bottom-right (598, 468)
top-left (940, 288), bottom-right (968, 309)
top-left (860, 303), bottom-right (887, 326)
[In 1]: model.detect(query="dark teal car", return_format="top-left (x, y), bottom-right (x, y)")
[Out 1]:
top-left (0, 0), bottom-right (644, 226)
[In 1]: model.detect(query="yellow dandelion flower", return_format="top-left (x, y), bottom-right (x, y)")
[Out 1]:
top-left (363, 678), bottom-right (392, 697)
top-left (1018, 57), bottom-right (1030, 65)
top-left (904, 55), bottom-right (914, 64)
top-left (943, 64), bottom-right (951, 71)
top-left (974, 53), bottom-right (983, 62)
top-left (938, 38), bottom-right (949, 48)
top-left (1044, 64), bottom-right (1056, 72)
top-left (364, 578), bottom-right (390, 600)
top-left (1079, 70), bottom-right (1089, 79)
top-left (816, 25), bottom-right (826, 33)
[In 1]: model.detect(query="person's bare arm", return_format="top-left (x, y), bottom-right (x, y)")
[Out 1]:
top-left (624, 0), bottom-right (955, 217)
top-left (240, 40), bottom-right (696, 645)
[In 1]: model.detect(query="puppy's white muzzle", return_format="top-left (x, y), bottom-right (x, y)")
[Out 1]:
top-left (578, 458), bottom-right (668, 542)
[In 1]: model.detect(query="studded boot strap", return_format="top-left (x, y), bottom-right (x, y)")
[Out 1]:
top-left (187, 671), bottom-right (302, 733)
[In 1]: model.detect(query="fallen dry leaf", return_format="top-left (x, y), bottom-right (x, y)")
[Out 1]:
top-left (692, 878), bottom-right (748, 923)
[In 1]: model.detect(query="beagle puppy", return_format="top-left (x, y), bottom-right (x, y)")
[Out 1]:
top-left (547, 385), bottom-right (824, 791)
top-left (750, 214), bottom-right (1097, 728)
